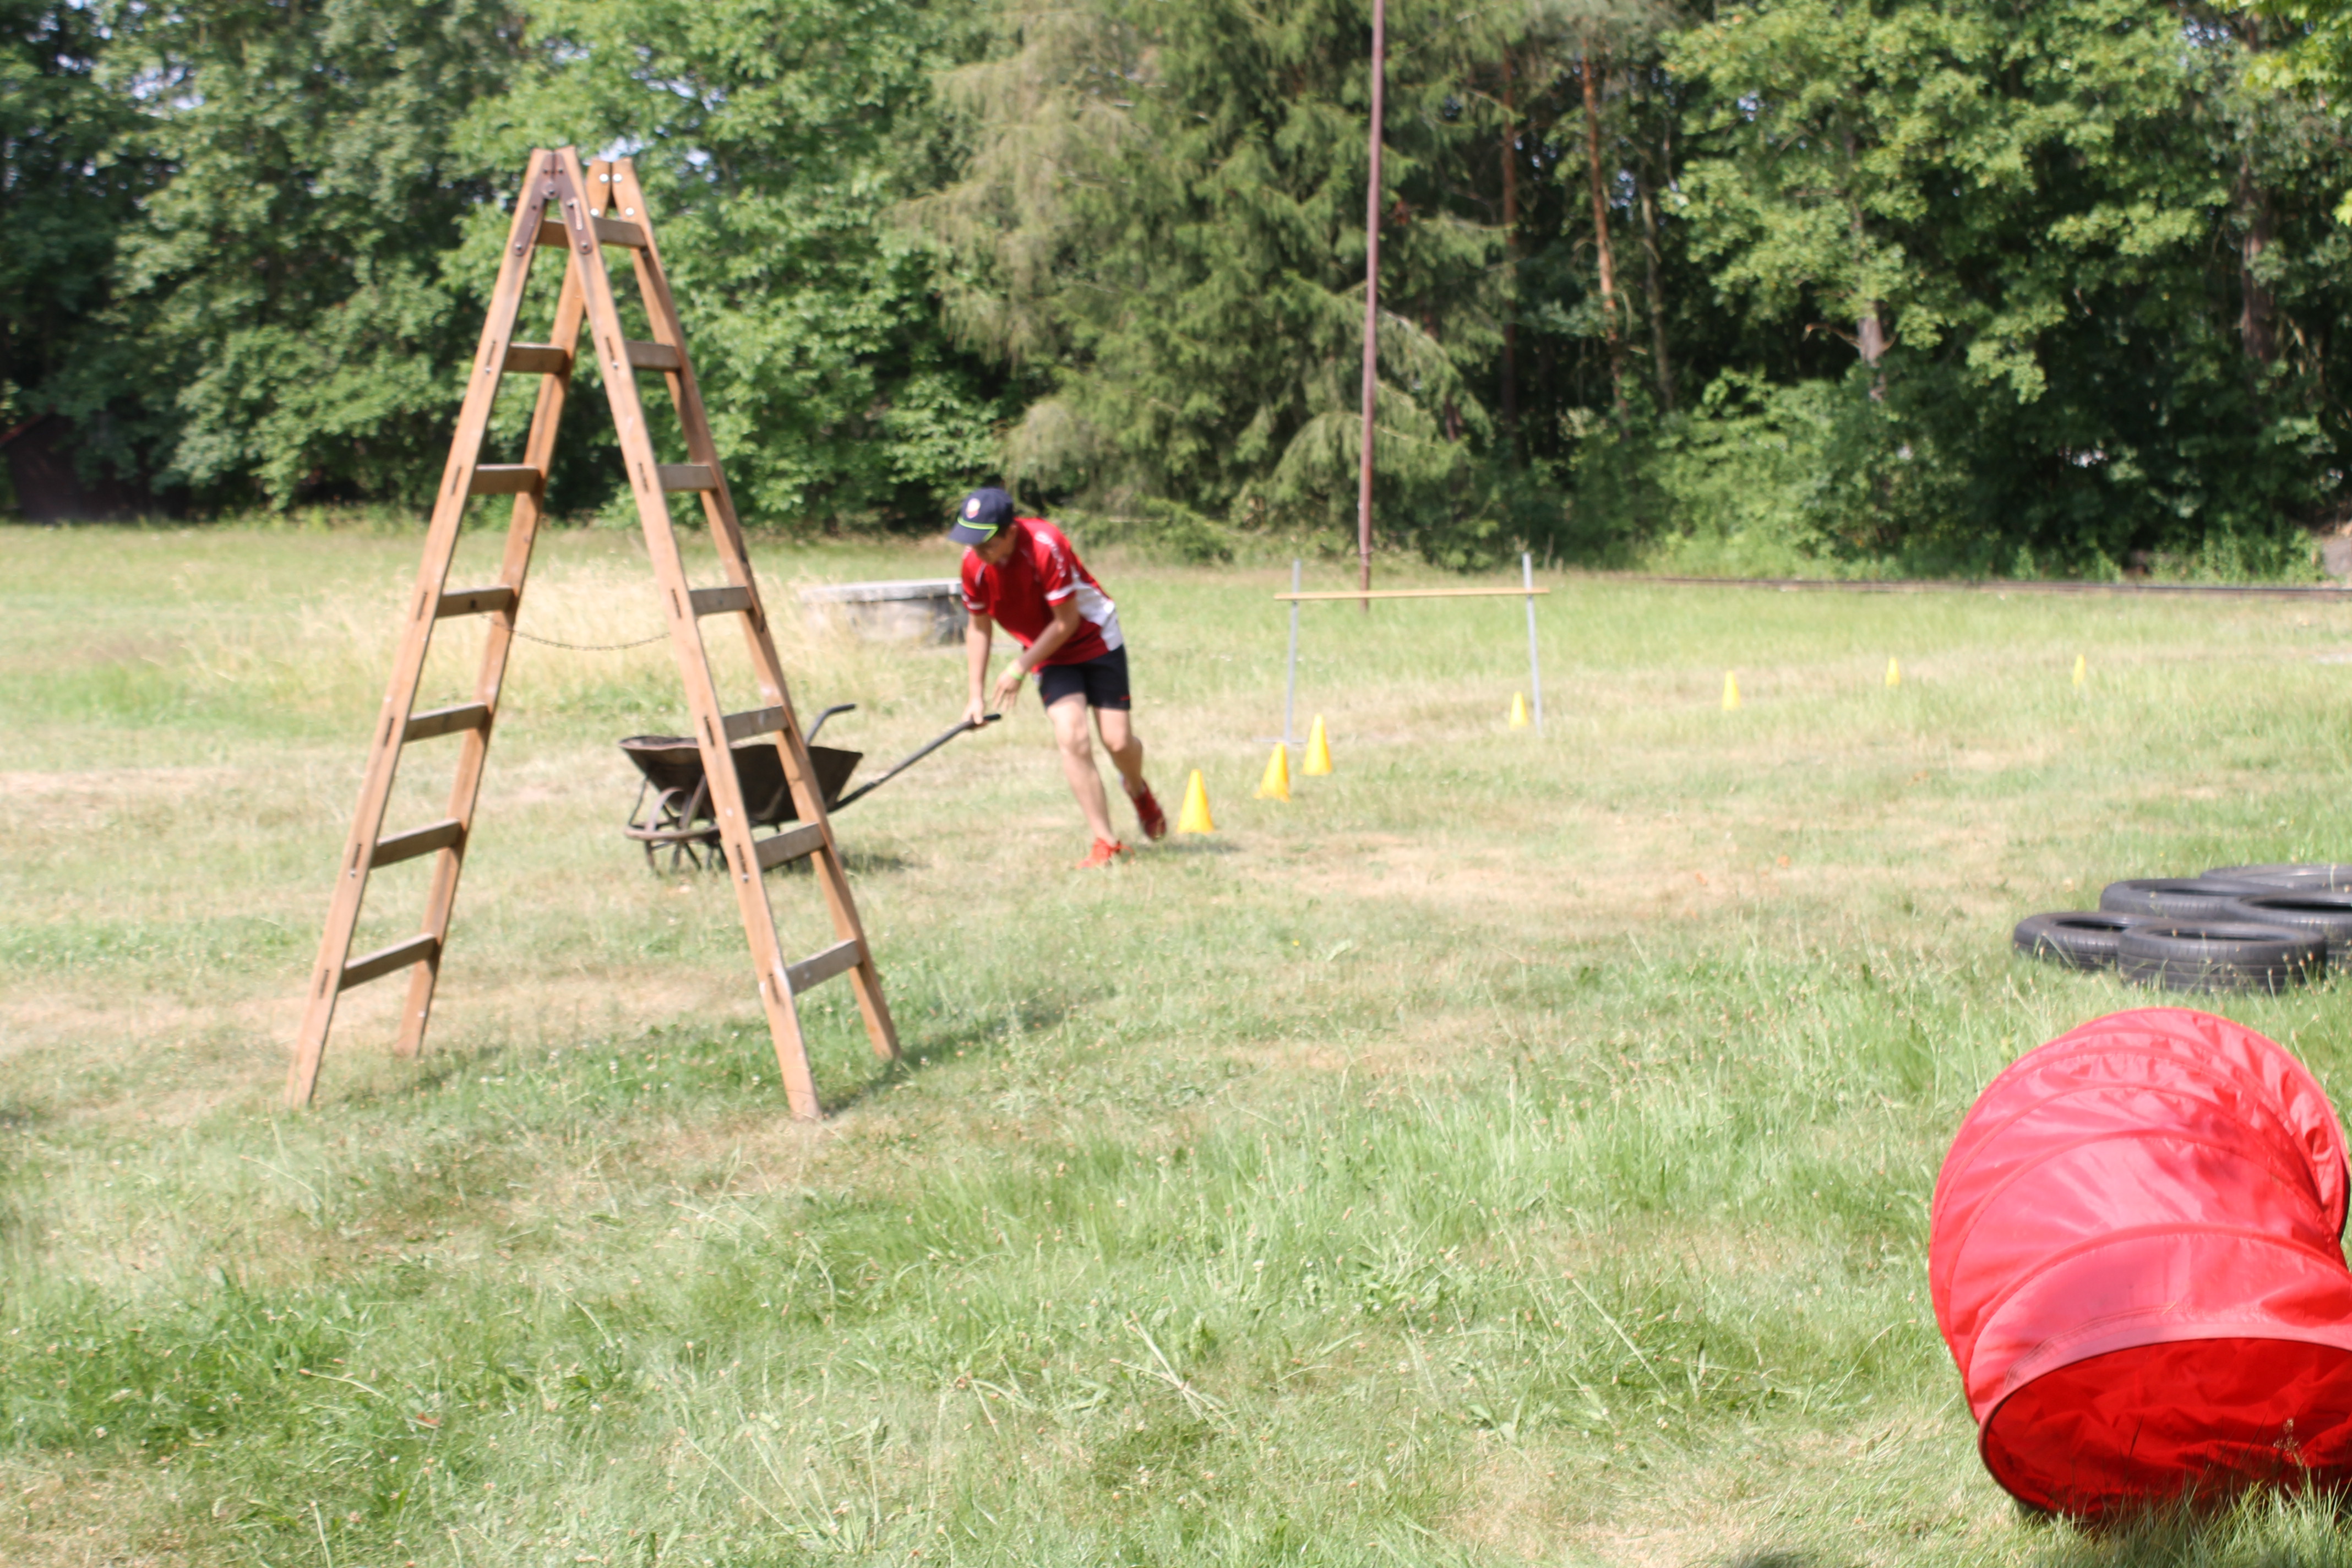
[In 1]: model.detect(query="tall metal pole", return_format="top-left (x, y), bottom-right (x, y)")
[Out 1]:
top-left (1356, 0), bottom-right (1386, 612)
top-left (1523, 551), bottom-right (1544, 735)
top-left (1284, 558), bottom-right (1302, 746)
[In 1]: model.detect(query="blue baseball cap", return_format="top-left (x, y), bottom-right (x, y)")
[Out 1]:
top-left (950, 487), bottom-right (1015, 546)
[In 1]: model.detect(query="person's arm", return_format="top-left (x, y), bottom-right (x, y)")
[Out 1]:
top-left (990, 596), bottom-right (1082, 710)
top-left (964, 611), bottom-right (995, 724)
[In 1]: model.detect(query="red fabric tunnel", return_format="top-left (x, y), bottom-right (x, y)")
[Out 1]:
top-left (1930, 1006), bottom-right (2352, 1516)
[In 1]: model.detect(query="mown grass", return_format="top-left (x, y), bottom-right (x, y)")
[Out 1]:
top-left (10, 521), bottom-right (2352, 1565)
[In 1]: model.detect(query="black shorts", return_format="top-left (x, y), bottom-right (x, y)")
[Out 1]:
top-left (1036, 647), bottom-right (1131, 711)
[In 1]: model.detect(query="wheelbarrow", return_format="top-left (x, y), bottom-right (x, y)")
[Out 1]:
top-left (620, 705), bottom-right (999, 871)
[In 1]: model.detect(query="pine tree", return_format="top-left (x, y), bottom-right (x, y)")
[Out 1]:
top-left (913, 0), bottom-right (1510, 558)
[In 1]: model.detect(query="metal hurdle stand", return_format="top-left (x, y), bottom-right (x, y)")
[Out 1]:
top-left (1273, 552), bottom-right (1549, 738)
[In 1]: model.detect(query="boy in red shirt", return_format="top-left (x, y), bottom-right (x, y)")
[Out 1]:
top-left (953, 487), bottom-right (1167, 865)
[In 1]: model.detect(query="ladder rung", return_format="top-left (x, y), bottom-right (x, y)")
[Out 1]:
top-left (339, 934), bottom-right (439, 992)
top-left (404, 703), bottom-right (491, 743)
top-left (534, 216), bottom-right (648, 249)
top-left (722, 706), bottom-right (788, 743)
top-left (658, 464), bottom-right (716, 492)
top-left (435, 585), bottom-right (515, 619)
top-left (755, 823), bottom-right (828, 872)
top-left (783, 938), bottom-right (863, 995)
top-left (689, 585), bottom-right (752, 617)
top-left (502, 344), bottom-right (572, 376)
top-left (468, 465), bottom-right (543, 496)
top-left (625, 340), bottom-right (682, 372)
top-left (372, 818), bottom-right (465, 868)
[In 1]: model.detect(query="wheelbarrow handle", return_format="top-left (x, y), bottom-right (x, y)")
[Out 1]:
top-left (804, 703), bottom-right (856, 743)
top-left (829, 713), bottom-right (1001, 812)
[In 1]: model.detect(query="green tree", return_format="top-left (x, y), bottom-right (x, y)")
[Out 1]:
top-left (2255, 0), bottom-right (2352, 205)
top-left (469, 0), bottom-right (1006, 531)
top-left (83, 0), bottom-right (523, 509)
top-left (1660, 0), bottom-right (2351, 569)
top-left (915, 0), bottom-right (1516, 559)
top-left (0, 0), bottom-right (157, 514)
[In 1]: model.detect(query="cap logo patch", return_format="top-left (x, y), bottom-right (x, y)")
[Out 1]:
top-left (964, 498), bottom-right (981, 519)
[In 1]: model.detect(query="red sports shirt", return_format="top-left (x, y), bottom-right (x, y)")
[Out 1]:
top-left (959, 517), bottom-right (1123, 667)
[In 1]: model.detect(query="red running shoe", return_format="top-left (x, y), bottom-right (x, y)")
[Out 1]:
top-left (1076, 837), bottom-right (1130, 869)
top-left (1129, 782), bottom-right (1168, 842)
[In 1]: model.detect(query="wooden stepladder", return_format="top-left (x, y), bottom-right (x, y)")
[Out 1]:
top-left (287, 146), bottom-right (899, 1118)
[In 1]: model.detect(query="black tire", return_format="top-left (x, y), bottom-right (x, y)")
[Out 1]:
top-left (2012, 911), bottom-right (2169, 971)
top-left (2224, 891), bottom-right (2352, 958)
top-left (2099, 877), bottom-right (2280, 918)
top-left (2205, 863), bottom-right (2352, 892)
top-left (2115, 922), bottom-right (2324, 994)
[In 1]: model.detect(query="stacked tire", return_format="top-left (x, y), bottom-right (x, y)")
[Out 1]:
top-left (2013, 865), bottom-right (2352, 993)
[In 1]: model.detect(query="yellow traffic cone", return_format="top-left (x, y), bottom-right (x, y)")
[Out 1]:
top-left (1256, 743), bottom-right (1291, 801)
top-left (1885, 656), bottom-right (1901, 688)
top-left (1303, 715), bottom-right (1333, 776)
top-left (1722, 671), bottom-right (1740, 711)
top-left (1508, 692), bottom-right (1531, 728)
top-left (2073, 653), bottom-right (2087, 688)
top-left (1177, 769), bottom-right (1215, 833)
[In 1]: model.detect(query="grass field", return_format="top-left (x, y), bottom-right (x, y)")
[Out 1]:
top-left (11, 521), bottom-right (2352, 1567)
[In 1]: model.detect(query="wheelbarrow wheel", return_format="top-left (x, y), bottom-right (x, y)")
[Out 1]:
top-left (640, 786), bottom-right (713, 874)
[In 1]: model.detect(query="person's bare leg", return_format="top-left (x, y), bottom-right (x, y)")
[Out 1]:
top-left (1049, 693), bottom-right (1120, 843)
top-left (1095, 705), bottom-right (1146, 796)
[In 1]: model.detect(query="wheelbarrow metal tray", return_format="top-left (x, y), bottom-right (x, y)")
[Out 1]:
top-left (619, 735), bottom-right (861, 826)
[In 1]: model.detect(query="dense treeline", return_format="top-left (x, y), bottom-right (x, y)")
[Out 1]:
top-left (4, 0), bottom-right (2349, 573)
